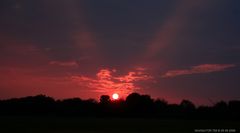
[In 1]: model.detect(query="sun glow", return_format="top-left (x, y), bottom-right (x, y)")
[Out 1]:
top-left (112, 93), bottom-right (119, 100)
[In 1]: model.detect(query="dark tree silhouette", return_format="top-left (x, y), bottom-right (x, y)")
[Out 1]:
top-left (125, 93), bottom-right (154, 116)
top-left (154, 99), bottom-right (168, 117)
top-left (0, 93), bottom-right (239, 119)
top-left (100, 95), bottom-right (110, 105)
top-left (214, 101), bottom-right (228, 110)
top-left (180, 100), bottom-right (195, 109)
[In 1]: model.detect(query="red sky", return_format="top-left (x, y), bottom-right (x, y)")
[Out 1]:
top-left (0, 0), bottom-right (240, 105)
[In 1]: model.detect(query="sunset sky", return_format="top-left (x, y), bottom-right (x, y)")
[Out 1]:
top-left (0, 0), bottom-right (240, 105)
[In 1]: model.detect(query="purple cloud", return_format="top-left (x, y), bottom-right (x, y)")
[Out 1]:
top-left (162, 64), bottom-right (236, 78)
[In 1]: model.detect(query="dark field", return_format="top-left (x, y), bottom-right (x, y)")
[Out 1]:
top-left (0, 116), bottom-right (239, 133)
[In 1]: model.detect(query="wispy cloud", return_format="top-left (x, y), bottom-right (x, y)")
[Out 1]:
top-left (49, 61), bottom-right (78, 67)
top-left (71, 68), bottom-right (152, 95)
top-left (162, 64), bottom-right (236, 78)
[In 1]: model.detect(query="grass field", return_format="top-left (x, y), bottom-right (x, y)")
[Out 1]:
top-left (0, 116), bottom-right (239, 133)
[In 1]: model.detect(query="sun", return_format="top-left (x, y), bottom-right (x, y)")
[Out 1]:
top-left (112, 93), bottom-right (119, 100)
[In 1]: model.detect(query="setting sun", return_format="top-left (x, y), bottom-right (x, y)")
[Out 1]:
top-left (112, 93), bottom-right (119, 100)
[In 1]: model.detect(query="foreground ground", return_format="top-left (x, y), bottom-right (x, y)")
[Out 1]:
top-left (0, 116), bottom-right (239, 133)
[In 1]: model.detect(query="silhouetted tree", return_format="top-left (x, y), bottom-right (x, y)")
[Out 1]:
top-left (213, 101), bottom-right (228, 118)
top-left (179, 100), bottom-right (196, 118)
top-left (58, 98), bottom-right (83, 115)
top-left (154, 99), bottom-right (168, 116)
top-left (0, 93), bottom-right (239, 120)
top-left (99, 95), bottom-right (111, 115)
top-left (125, 93), bottom-right (154, 115)
top-left (229, 100), bottom-right (240, 112)
top-left (155, 99), bottom-right (168, 108)
top-left (100, 95), bottom-right (110, 105)
top-left (228, 100), bottom-right (240, 119)
top-left (126, 93), bottom-right (141, 105)
top-left (180, 100), bottom-right (196, 110)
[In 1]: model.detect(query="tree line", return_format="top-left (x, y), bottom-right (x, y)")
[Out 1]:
top-left (0, 93), bottom-right (239, 119)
